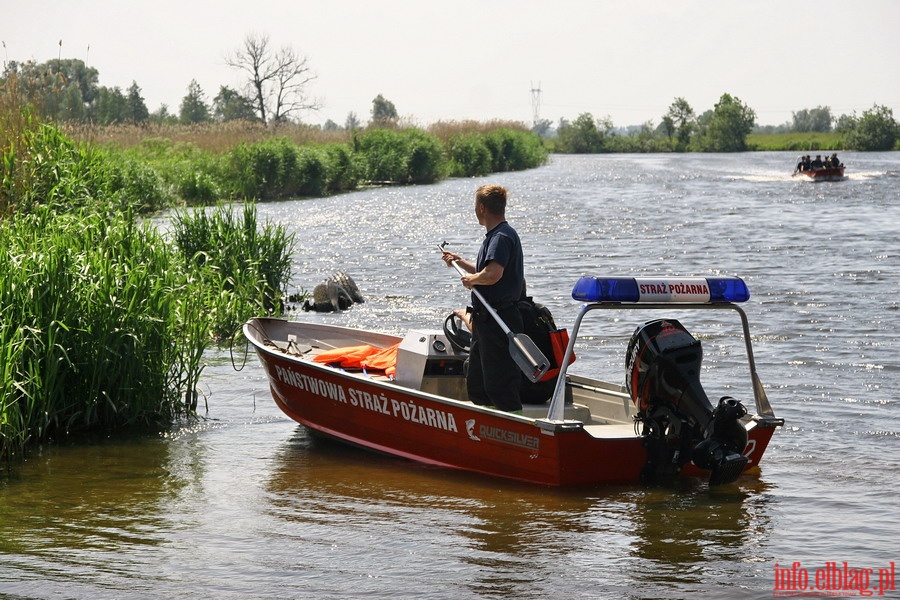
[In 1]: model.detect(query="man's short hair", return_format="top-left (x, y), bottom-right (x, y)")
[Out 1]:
top-left (476, 184), bottom-right (507, 215)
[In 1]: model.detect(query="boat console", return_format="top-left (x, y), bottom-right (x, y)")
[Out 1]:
top-left (394, 330), bottom-right (468, 399)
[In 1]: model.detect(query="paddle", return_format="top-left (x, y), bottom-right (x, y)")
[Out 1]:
top-left (438, 242), bottom-right (550, 383)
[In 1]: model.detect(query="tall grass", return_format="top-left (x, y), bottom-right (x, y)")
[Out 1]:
top-left (746, 132), bottom-right (845, 151)
top-left (170, 203), bottom-right (295, 341)
top-left (65, 120), bottom-right (351, 153)
top-left (2, 90), bottom-right (172, 216)
top-left (1, 96), bottom-right (298, 465)
top-left (0, 207), bottom-right (210, 462)
top-left (1, 76), bottom-right (33, 216)
top-left (0, 201), bottom-right (296, 464)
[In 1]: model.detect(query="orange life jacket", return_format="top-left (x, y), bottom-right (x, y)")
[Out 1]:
top-left (361, 343), bottom-right (400, 377)
top-left (313, 344), bottom-right (380, 369)
top-left (312, 342), bottom-right (401, 377)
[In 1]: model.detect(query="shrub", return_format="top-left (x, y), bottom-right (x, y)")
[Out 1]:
top-left (291, 145), bottom-right (332, 197)
top-left (403, 129), bottom-right (448, 184)
top-left (175, 167), bottom-right (220, 204)
top-left (323, 143), bottom-right (362, 191)
top-left (223, 138), bottom-right (345, 199)
top-left (105, 156), bottom-right (172, 212)
top-left (355, 128), bottom-right (409, 183)
top-left (446, 133), bottom-right (492, 177)
top-left (355, 128), bottom-right (448, 184)
top-left (484, 128), bottom-right (548, 171)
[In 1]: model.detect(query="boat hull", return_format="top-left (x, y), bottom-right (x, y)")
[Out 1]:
top-left (245, 318), bottom-right (778, 486)
top-left (794, 166), bottom-right (845, 181)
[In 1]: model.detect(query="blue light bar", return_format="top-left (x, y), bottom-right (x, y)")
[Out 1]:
top-left (571, 276), bottom-right (750, 303)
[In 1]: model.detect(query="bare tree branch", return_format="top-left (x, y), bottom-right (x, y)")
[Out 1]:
top-left (225, 33), bottom-right (319, 125)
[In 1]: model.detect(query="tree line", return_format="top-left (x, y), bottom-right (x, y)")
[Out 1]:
top-left (3, 32), bottom-right (898, 151)
top-left (1, 33), bottom-right (405, 131)
top-left (547, 95), bottom-right (899, 153)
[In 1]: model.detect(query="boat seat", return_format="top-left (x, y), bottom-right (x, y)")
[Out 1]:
top-left (521, 402), bottom-right (592, 422)
top-left (582, 423), bottom-right (640, 439)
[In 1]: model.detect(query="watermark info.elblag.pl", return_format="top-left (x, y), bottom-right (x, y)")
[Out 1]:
top-left (773, 561), bottom-right (896, 597)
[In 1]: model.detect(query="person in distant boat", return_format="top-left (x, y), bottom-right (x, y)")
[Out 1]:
top-left (811, 155), bottom-right (824, 169)
top-left (831, 153), bottom-right (841, 167)
top-left (795, 157), bottom-right (805, 172)
top-left (441, 184), bottom-right (526, 413)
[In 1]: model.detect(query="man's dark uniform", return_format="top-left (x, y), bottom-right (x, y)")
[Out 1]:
top-left (467, 221), bottom-right (525, 411)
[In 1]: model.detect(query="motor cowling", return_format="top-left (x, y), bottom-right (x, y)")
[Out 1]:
top-left (625, 319), bottom-right (749, 485)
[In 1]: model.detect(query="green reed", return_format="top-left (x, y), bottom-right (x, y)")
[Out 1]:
top-left (170, 202), bottom-right (295, 342)
top-left (0, 207), bottom-right (211, 463)
top-left (0, 99), bottom-right (300, 466)
top-left (0, 200), bottom-right (296, 463)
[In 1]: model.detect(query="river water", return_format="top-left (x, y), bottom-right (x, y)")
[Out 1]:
top-left (2, 152), bottom-right (898, 599)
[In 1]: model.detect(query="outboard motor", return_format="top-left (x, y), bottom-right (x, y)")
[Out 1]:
top-left (625, 319), bottom-right (749, 485)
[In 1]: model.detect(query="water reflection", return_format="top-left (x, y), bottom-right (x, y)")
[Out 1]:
top-left (0, 435), bottom-right (180, 595)
top-left (264, 427), bottom-right (776, 598)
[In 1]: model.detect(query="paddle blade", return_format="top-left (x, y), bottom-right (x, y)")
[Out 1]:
top-left (508, 333), bottom-right (551, 383)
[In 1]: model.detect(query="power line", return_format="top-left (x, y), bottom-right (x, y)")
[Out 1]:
top-left (530, 81), bottom-right (542, 126)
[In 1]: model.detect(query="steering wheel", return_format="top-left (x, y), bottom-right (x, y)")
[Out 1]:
top-left (443, 312), bottom-right (471, 353)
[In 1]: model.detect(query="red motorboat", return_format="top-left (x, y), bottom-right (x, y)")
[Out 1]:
top-left (243, 276), bottom-right (783, 486)
top-left (793, 165), bottom-right (846, 181)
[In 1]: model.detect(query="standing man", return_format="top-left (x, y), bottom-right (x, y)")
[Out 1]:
top-left (441, 184), bottom-right (525, 413)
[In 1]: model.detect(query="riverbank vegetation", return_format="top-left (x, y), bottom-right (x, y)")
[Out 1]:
top-left (61, 119), bottom-right (547, 206)
top-left (1, 93), bottom-right (301, 465)
top-left (0, 196), bottom-right (296, 464)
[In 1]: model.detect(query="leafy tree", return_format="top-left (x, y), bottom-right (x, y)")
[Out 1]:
top-left (694, 93), bottom-right (756, 152)
top-left (322, 119), bottom-right (339, 131)
top-left (555, 112), bottom-right (611, 153)
top-left (344, 111), bottom-right (361, 131)
top-left (844, 104), bottom-right (898, 150)
top-left (225, 33), bottom-right (319, 124)
top-left (370, 94), bottom-right (398, 127)
top-left (791, 106), bottom-right (832, 132)
top-left (666, 97), bottom-right (695, 151)
top-left (636, 120), bottom-right (658, 147)
top-left (531, 118), bottom-right (552, 137)
top-left (95, 86), bottom-right (128, 124)
top-left (834, 113), bottom-right (857, 135)
top-left (179, 80), bottom-right (210, 124)
top-left (2, 58), bottom-right (99, 122)
top-left (150, 104), bottom-right (178, 125)
top-left (60, 84), bottom-right (87, 121)
top-left (126, 81), bottom-right (149, 123)
top-left (659, 115), bottom-right (675, 145)
top-left (212, 85), bottom-right (257, 122)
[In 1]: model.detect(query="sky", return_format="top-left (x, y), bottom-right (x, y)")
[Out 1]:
top-left (5, 0), bottom-right (899, 128)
